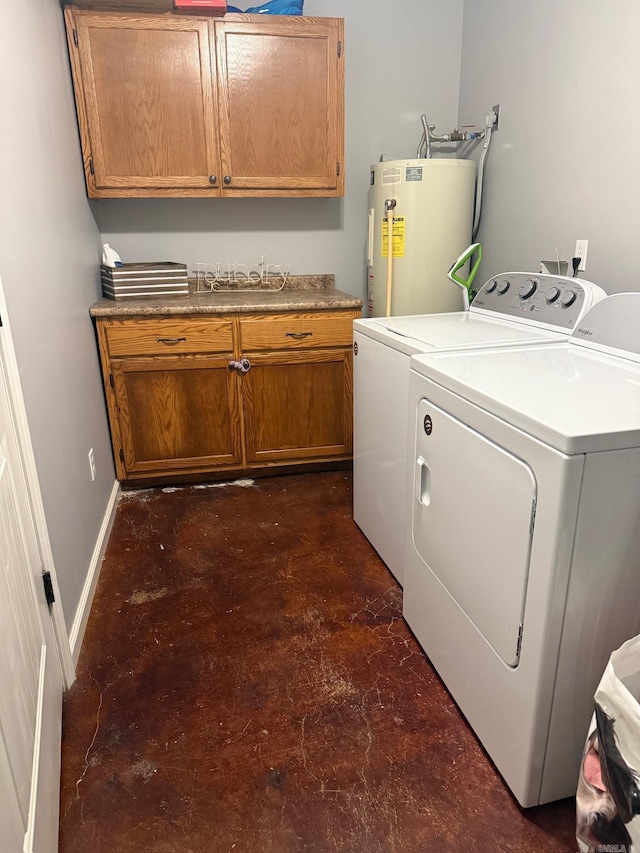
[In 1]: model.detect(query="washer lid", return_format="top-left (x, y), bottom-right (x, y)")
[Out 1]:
top-left (353, 312), bottom-right (563, 356)
top-left (411, 342), bottom-right (640, 454)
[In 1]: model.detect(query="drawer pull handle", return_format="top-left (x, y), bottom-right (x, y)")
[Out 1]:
top-left (157, 337), bottom-right (187, 345)
top-left (285, 332), bottom-right (313, 339)
top-left (228, 358), bottom-right (252, 373)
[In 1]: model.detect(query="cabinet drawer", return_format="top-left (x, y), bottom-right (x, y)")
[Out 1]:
top-left (103, 317), bottom-right (234, 356)
top-left (239, 311), bottom-right (355, 351)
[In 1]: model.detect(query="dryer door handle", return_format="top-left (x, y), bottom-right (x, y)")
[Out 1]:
top-left (415, 456), bottom-right (432, 507)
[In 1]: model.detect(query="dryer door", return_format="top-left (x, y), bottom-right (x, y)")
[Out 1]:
top-left (413, 398), bottom-right (537, 666)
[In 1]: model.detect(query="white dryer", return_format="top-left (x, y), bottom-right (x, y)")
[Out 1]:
top-left (404, 293), bottom-right (640, 808)
top-left (353, 273), bottom-right (605, 584)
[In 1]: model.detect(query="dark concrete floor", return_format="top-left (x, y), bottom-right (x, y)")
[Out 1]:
top-left (59, 471), bottom-right (577, 852)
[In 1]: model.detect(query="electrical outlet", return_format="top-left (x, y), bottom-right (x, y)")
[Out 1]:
top-left (491, 104), bottom-right (500, 131)
top-left (574, 239), bottom-right (589, 271)
top-left (88, 448), bottom-right (96, 482)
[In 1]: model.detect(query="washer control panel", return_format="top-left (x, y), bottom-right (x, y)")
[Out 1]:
top-left (470, 272), bottom-right (605, 330)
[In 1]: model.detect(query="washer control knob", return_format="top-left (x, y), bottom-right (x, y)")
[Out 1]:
top-left (518, 279), bottom-right (538, 299)
top-left (561, 289), bottom-right (577, 307)
top-left (497, 279), bottom-right (510, 294)
top-left (546, 286), bottom-right (561, 303)
top-left (485, 279), bottom-right (498, 293)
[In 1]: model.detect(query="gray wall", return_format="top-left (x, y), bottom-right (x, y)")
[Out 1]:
top-left (96, 0), bottom-right (465, 299)
top-left (0, 1), bottom-right (116, 633)
top-left (459, 0), bottom-right (640, 293)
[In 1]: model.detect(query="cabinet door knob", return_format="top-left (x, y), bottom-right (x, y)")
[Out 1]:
top-left (223, 175), bottom-right (232, 185)
top-left (209, 175), bottom-right (217, 185)
top-left (228, 358), bottom-right (251, 373)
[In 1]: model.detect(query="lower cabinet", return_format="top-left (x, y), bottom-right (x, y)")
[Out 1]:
top-left (242, 348), bottom-right (353, 465)
top-left (111, 354), bottom-right (243, 476)
top-left (94, 308), bottom-right (358, 484)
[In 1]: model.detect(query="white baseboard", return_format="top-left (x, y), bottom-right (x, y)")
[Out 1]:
top-left (69, 479), bottom-right (121, 665)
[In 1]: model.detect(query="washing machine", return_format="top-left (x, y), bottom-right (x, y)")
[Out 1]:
top-left (353, 272), bottom-right (605, 584)
top-left (403, 292), bottom-right (640, 808)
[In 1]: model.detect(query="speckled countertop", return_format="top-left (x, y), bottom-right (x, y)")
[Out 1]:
top-left (90, 274), bottom-right (362, 317)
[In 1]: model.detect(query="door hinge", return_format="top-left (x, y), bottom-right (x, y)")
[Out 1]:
top-left (529, 497), bottom-right (537, 535)
top-left (119, 448), bottom-right (124, 463)
top-left (89, 158), bottom-right (95, 176)
top-left (337, 40), bottom-right (342, 57)
top-left (336, 162), bottom-right (341, 176)
top-left (516, 623), bottom-right (523, 658)
top-left (42, 571), bottom-right (55, 607)
top-left (109, 373), bottom-right (114, 388)
top-left (73, 28), bottom-right (78, 47)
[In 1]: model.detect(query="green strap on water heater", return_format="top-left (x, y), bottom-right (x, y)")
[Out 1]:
top-left (448, 242), bottom-right (482, 294)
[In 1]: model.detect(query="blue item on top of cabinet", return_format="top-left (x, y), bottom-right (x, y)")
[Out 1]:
top-left (227, 0), bottom-right (302, 13)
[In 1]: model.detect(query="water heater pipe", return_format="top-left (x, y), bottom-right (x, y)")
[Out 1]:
top-left (385, 198), bottom-right (397, 317)
top-left (419, 115), bottom-right (486, 157)
top-left (417, 110), bottom-right (496, 241)
top-left (419, 115), bottom-right (433, 159)
top-left (472, 126), bottom-right (492, 240)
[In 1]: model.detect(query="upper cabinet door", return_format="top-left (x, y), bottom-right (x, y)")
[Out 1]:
top-left (64, 9), bottom-right (345, 198)
top-left (68, 10), bottom-right (221, 194)
top-left (214, 15), bottom-right (344, 196)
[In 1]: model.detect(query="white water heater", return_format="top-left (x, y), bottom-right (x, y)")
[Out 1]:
top-left (367, 158), bottom-right (476, 317)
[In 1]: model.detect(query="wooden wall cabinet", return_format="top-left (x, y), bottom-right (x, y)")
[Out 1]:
top-left (95, 308), bottom-right (358, 484)
top-left (64, 8), bottom-right (345, 197)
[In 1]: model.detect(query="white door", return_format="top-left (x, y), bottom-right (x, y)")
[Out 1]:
top-left (0, 325), bottom-right (63, 851)
top-left (412, 397), bottom-right (537, 666)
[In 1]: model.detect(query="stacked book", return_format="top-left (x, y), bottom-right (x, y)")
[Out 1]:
top-left (101, 262), bottom-right (189, 300)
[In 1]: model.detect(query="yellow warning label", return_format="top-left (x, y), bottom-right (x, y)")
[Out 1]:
top-left (381, 216), bottom-right (405, 258)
